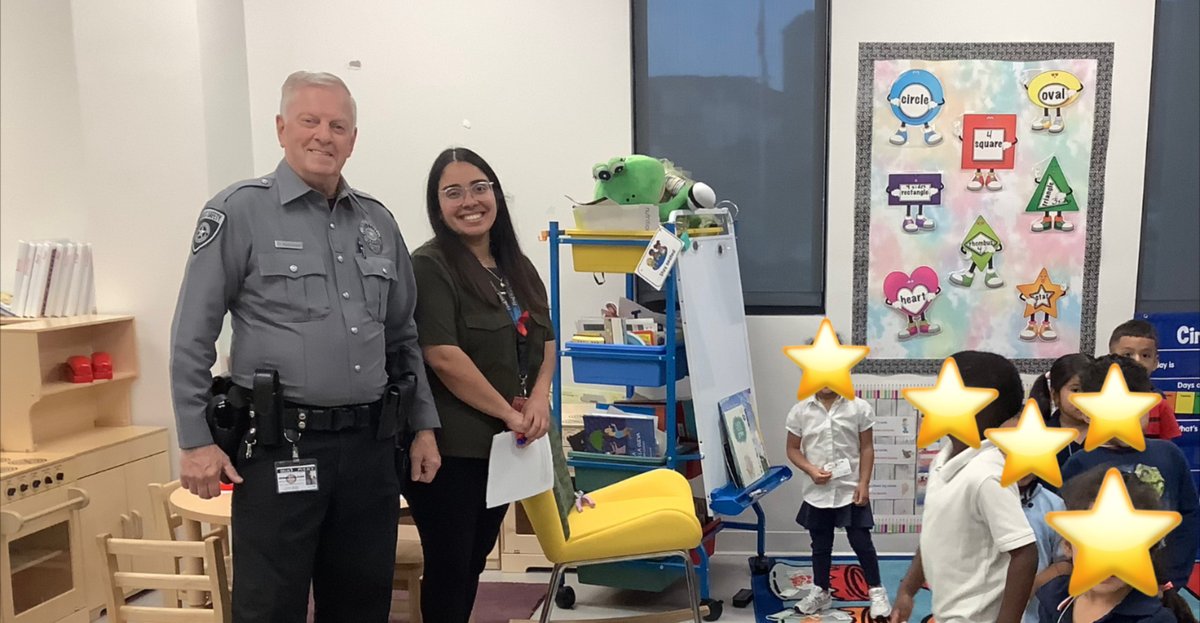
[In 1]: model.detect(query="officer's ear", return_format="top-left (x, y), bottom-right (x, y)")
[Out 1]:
top-left (276, 114), bottom-right (286, 147)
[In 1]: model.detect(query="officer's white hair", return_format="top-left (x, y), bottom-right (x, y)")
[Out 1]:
top-left (279, 71), bottom-right (357, 126)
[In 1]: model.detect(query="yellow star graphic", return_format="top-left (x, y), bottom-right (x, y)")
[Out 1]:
top-left (1046, 468), bottom-right (1181, 596)
top-left (782, 318), bottom-right (868, 400)
top-left (1068, 363), bottom-right (1159, 451)
top-left (985, 399), bottom-right (1078, 487)
top-left (903, 357), bottom-right (998, 449)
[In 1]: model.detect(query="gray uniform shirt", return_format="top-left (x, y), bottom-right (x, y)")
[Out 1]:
top-left (170, 160), bottom-right (439, 449)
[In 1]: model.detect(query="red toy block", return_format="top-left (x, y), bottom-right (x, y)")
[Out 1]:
top-left (66, 355), bottom-right (93, 383)
top-left (91, 351), bottom-right (113, 380)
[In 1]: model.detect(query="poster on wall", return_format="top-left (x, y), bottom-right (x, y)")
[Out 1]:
top-left (1138, 311), bottom-right (1200, 490)
top-left (852, 43), bottom-right (1114, 373)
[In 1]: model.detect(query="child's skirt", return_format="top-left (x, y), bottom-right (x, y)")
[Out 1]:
top-left (795, 501), bottom-right (875, 530)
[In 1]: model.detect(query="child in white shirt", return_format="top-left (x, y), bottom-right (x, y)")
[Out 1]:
top-left (785, 385), bottom-right (891, 618)
top-left (890, 351), bottom-right (1038, 623)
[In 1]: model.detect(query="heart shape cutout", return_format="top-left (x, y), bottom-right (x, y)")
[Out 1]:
top-left (883, 266), bottom-right (940, 316)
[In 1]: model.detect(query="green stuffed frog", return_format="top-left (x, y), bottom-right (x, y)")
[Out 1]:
top-left (592, 155), bottom-right (715, 222)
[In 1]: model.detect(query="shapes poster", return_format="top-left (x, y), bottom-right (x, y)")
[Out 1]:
top-left (852, 43), bottom-right (1113, 373)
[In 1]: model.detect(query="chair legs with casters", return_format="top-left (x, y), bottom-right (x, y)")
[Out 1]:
top-left (537, 550), bottom-right (703, 623)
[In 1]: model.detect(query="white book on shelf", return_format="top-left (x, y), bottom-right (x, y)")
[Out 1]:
top-left (69, 243), bottom-right (91, 316)
top-left (10, 241), bottom-right (33, 317)
top-left (44, 242), bottom-right (71, 317)
top-left (81, 244), bottom-right (96, 314)
top-left (23, 242), bottom-right (51, 317)
top-left (57, 243), bottom-right (82, 316)
top-left (62, 242), bottom-right (85, 317)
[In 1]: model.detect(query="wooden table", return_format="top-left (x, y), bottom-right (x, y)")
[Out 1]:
top-left (169, 487), bottom-right (232, 607)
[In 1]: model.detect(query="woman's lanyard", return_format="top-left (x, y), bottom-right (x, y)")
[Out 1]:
top-left (487, 268), bottom-right (531, 397)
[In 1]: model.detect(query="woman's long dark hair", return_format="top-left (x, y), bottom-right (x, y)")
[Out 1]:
top-left (1028, 353), bottom-right (1092, 417)
top-left (424, 147), bottom-right (548, 316)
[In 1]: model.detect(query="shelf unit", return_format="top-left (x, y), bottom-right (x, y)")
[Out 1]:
top-left (546, 214), bottom-right (793, 615)
top-left (0, 315), bottom-right (139, 452)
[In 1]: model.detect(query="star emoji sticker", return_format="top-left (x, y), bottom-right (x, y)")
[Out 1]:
top-left (1016, 267), bottom-right (1067, 317)
top-left (1068, 363), bottom-right (1159, 451)
top-left (782, 318), bottom-right (868, 400)
top-left (985, 399), bottom-right (1078, 487)
top-left (903, 356), bottom-right (998, 449)
top-left (1046, 467), bottom-right (1181, 596)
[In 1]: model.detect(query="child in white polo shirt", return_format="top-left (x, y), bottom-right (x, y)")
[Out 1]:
top-left (890, 351), bottom-right (1038, 623)
top-left (785, 382), bottom-right (890, 618)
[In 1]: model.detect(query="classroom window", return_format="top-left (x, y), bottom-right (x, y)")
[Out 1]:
top-left (632, 0), bottom-right (830, 314)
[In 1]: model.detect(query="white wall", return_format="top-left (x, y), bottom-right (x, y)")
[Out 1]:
top-left (241, 0), bottom-right (633, 341)
top-left (0, 0), bottom-right (88, 292)
top-left (725, 0), bottom-right (1158, 556)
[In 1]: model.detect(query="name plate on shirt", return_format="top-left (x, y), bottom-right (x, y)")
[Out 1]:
top-left (822, 458), bottom-right (853, 479)
top-left (274, 240), bottom-right (304, 250)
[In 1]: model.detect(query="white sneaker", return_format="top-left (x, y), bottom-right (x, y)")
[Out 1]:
top-left (795, 585), bottom-right (832, 615)
top-left (869, 586), bottom-right (893, 618)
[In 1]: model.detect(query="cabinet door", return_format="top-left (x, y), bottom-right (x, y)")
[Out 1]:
top-left (124, 452), bottom-right (171, 573)
top-left (77, 467), bottom-right (131, 611)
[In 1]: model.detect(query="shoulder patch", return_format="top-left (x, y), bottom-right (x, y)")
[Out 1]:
top-left (192, 208), bottom-right (226, 254)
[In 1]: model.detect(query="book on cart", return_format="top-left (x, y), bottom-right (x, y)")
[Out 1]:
top-left (580, 410), bottom-right (662, 458)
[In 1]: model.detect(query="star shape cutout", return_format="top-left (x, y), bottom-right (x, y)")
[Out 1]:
top-left (1016, 268), bottom-right (1067, 318)
top-left (985, 399), bottom-right (1078, 487)
top-left (1046, 467), bottom-right (1181, 596)
top-left (903, 356), bottom-right (998, 449)
top-left (1068, 363), bottom-right (1159, 451)
top-left (782, 318), bottom-right (868, 400)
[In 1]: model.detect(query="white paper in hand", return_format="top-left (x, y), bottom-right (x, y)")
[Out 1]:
top-left (486, 431), bottom-right (553, 508)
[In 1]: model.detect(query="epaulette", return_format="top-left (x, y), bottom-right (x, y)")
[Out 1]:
top-left (214, 176), bottom-right (273, 204)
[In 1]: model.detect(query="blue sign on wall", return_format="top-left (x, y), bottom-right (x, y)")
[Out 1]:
top-left (1138, 311), bottom-right (1200, 492)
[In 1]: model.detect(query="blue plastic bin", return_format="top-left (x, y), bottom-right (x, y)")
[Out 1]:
top-left (564, 342), bottom-right (688, 387)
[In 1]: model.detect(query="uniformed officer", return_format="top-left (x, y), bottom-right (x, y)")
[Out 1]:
top-left (170, 71), bottom-right (441, 622)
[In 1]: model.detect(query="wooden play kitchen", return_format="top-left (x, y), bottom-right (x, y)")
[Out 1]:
top-left (0, 315), bottom-right (169, 623)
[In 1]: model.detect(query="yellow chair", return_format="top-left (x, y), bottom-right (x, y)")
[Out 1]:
top-left (521, 468), bottom-right (704, 623)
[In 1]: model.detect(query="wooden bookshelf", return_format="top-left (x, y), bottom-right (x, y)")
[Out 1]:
top-left (0, 315), bottom-right (138, 451)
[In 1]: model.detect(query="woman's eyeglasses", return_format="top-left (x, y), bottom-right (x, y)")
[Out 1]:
top-left (440, 181), bottom-right (494, 202)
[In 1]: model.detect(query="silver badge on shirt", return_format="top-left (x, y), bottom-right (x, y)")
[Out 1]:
top-left (359, 221), bottom-right (383, 254)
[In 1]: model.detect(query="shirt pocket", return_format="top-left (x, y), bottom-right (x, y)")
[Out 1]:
top-left (356, 256), bottom-right (397, 322)
top-left (258, 253), bottom-right (330, 322)
top-left (462, 311), bottom-right (515, 380)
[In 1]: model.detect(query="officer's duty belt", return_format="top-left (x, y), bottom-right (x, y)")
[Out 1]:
top-left (282, 400), bottom-right (381, 432)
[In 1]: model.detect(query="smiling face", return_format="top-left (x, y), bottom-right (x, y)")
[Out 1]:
top-left (437, 162), bottom-right (497, 241)
top-left (276, 85), bottom-right (356, 196)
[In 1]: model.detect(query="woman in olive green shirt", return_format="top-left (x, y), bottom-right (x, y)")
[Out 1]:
top-left (407, 147), bottom-right (557, 621)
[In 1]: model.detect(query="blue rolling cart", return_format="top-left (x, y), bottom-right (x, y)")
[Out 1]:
top-left (546, 212), bottom-right (791, 620)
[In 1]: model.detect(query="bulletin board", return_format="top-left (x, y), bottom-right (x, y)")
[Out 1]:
top-left (851, 43), bottom-right (1114, 374)
top-left (856, 386), bottom-right (937, 534)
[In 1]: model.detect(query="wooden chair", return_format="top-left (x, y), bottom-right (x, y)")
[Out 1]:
top-left (148, 480), bottom-right (233, 606)
top-left (392, 533), bottom-right (424, 622)
top-left (97, 533), bottom-right (231, 622)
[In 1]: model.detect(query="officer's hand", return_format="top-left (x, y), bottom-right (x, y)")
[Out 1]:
top-left (180, 444), bottom-right (242, 499)
top-left (409, 430), bottom-right (441, 483)
top-left (502, 408), bottom-right (531, 435)
top-left (521, 395), bottom-right (551, 442)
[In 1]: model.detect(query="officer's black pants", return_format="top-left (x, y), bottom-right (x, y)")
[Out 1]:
top-left (231, 426), bottom-right (399, 623)
top-left (404, 456), bottom-right (509, 623)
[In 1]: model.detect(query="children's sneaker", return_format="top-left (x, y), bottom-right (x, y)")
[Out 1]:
top-left (984, 170), bottom-right (1003, 191)
top-left (923, 126), bottom-right (943, 145)
top-left (795, 586), bottom-right (832, 615)
top-left (1054, 216), bottom-right (1074, 232)
top-left (889, 128), bottom-right (909, 145)
top-left (918, 320), bottom-right (941, 335)
top-left (902, 217), bottom-right (919, 233)
top-left (868, 586), bottom-right (893, 618)
top-left (897, 322), bottom-right (918, 340)
top-left (1032, 215), bottom-right (1053, 232)
top-left (1049, 115), bottom-right (1065, 133)
top-left (1032, 115), bottom-right (1051, 131)
top-left (967, 171), bottom-right (985, 191)
top-left (1040, 321), bottom-right (1058, 341)
top-left (949, 269), bottom-right (974, 287)
top-left (916, 215), bottom-right (935, 231)
top-left (1019, 321), bottom-right (1039, 341)
top-left (984, 269), bottom-right (1004, 288)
